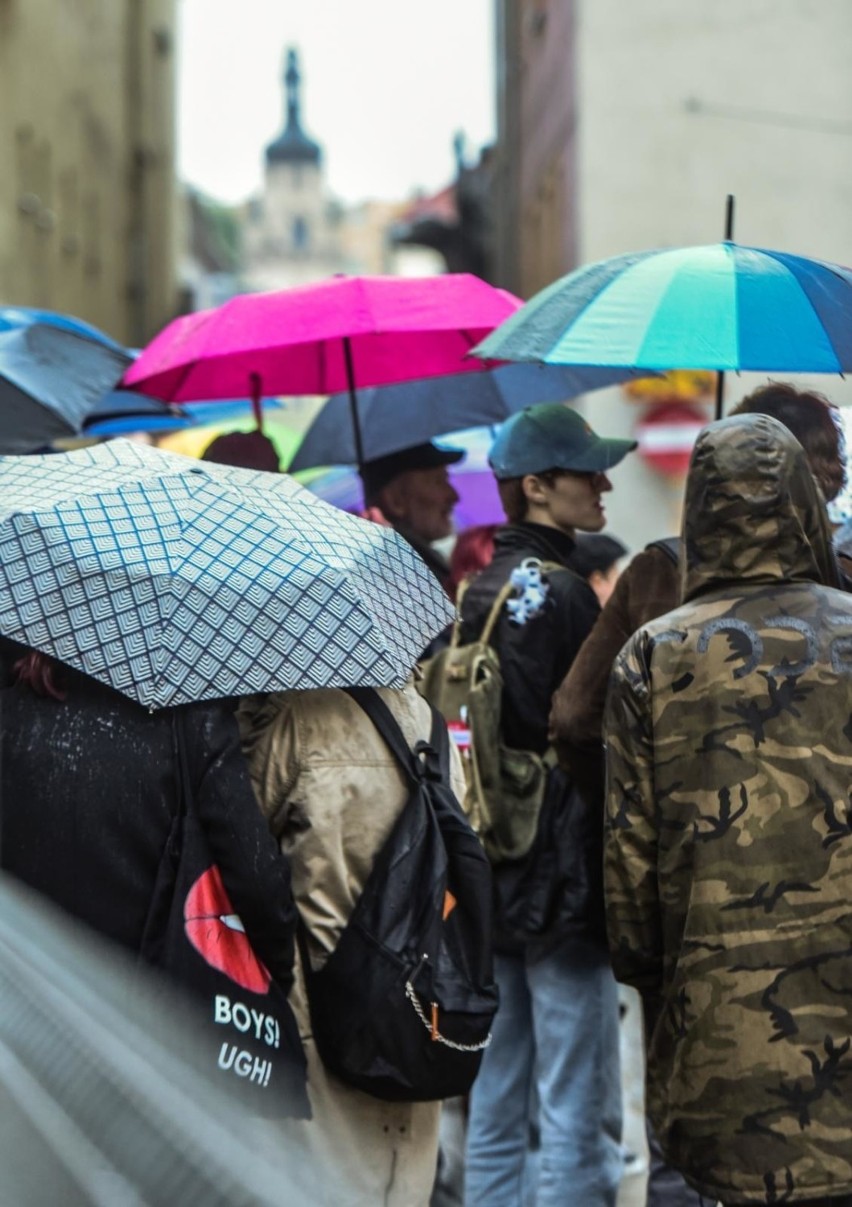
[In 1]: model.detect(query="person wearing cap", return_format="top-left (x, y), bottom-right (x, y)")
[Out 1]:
top-left (359, 442), bottom-right (463, 593)
top-left (461, 403), bottom-right (636, 1207)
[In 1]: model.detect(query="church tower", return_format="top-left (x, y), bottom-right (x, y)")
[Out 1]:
top-left (242, 48), bottom-right (344, 289)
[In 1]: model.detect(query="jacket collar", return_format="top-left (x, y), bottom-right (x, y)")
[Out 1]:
top-left (492, 522), bottom-right (577, 566)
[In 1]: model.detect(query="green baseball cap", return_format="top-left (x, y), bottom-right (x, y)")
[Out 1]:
top-left (489, 403), bottom-right (637, 480)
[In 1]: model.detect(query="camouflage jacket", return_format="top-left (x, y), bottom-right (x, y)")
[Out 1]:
top-left (604, 414), bottom-right (852, 1205)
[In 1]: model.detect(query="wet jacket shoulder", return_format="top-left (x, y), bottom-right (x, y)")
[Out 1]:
top-left (549, 543), bottom-right (679, 792)
top-left (0, 651), bottom-right (296, 993)
top-left (460, 522), bottom-right (600, 753)
top-left (239, 683), bottom-right (451, 1198)
top-left (603, 415), bottom-right (852, 1203)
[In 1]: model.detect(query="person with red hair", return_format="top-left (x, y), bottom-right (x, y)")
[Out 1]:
top-left (447, 524), bottom-right (500, 600)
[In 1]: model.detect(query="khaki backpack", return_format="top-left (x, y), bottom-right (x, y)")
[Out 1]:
top-left (417, 562), bottom-right (561, 865)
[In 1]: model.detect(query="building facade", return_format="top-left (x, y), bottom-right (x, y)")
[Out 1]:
top-left (491, 0), bottom-right (852, 546)
top-left (0, 0), bottom-right (179, 346)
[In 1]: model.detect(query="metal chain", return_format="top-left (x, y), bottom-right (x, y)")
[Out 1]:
top-left (404, 981), bottom-right (492, 1053)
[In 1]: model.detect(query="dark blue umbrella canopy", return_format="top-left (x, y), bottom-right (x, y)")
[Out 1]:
top-left (82, 390), bottom-right (194, 436)
top-left (0, 307), bottom-right (131, 453)
top-left (289, 362), bottom-right (650, 470)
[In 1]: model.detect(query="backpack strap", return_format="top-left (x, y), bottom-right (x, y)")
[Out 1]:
top-left (645, 536), bottom-right (681, 566)
top-left (171, 709), bottom-right (194, 821)
top-left (345, 686), bottom-right (445, 787)
top-left (480, 558), bottom-right (574, 642)
top-left (479, 578), bottom-right (519, 646)
top-left (447, 577), bottom-right (472, 651)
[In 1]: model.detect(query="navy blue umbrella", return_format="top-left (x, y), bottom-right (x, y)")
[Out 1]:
top-left (0, 307), bottom-right (131, 453)
top-left (82, 390), bottom-right (195, 436)
top-left (288, 362), bottom-right (651, 470)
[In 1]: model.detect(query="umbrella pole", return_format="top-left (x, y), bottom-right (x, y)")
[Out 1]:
top-left (342, 336), bottom-right (366, 467)
top-left (715, 194), bottom-right (736, 421)
top-left (249, 372), bottom-right (264, 431)
top-left (715, 370), bottom-right (725, 421)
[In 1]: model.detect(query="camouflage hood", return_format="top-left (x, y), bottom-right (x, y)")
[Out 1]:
top-left (682, 413), bottom-right (839, 602)
top-left (603, 412), bottom-right (852, 1203)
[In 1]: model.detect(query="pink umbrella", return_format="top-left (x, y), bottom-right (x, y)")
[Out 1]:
top-left (123, 274), bottom-right (520, 463)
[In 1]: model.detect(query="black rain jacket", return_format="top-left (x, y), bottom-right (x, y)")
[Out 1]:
top-left (459, 523), bottom-right (605, 952)
top-left (0, 640), bottom-right (298, 996)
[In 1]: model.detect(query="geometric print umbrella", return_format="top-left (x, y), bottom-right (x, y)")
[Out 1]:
top-left (0, 440), bottom-right (453, 709)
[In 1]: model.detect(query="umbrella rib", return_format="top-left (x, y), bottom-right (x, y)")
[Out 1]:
top-left (170, 359), bottom-right (199, 404)
top-left (759, 249), bottom-right (844, 372)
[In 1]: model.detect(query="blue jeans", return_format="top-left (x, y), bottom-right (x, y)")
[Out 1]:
top-left (464, 940), bottom-right (623, 1206)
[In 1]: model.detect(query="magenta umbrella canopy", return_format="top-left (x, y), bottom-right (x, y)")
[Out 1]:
top-left (124, 274), bottom-right (520, 404)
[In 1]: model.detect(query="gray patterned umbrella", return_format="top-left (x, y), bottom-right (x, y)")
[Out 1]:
top-left (0, 440), bottom-right (452, 708)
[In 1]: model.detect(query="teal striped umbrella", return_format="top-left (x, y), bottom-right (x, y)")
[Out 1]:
top-left (473, 243), bottom-right (852, 378)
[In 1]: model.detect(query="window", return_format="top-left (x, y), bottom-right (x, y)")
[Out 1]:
top-left (292, 216), bottom-right (309, 249)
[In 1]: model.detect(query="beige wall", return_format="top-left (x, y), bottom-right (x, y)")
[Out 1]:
top-left (0, 0), bottom-right (178, 345)
top-left (573, 0), bottom-right (852, 549)
top-left (494, 0), bottom-right (852, 549)
top-left (495, 0), bottom-right (579, 297)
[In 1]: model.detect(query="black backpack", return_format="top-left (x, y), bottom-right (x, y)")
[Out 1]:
top-left (297, 687), bottom-right (499, 1102)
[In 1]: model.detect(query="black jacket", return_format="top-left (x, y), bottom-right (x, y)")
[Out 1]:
top-left (461, 523), bottom-right (599, 752)
top-left (0, 643), bottom-right (298, 995)
top-left (459, 523), bottom-right (605, 951)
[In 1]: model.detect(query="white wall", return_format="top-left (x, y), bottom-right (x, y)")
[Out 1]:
top-left (574, 0), bottom-right (852, 550)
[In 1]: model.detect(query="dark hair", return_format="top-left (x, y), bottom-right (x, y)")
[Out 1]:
top-left (729, 382), bottom-right (846, 502)
top-left (201, 430), bottom-right (280, 473)
top-left (571, 534), bottom-right (629, 580)
top-left (496, 477), bottom-right (527, 524)
top-left (13, 650), bottom-right (66, 699)
top-left (448, 524), bottom-right (499, 599)
top-left (496, 468), bottom-right (580, 524)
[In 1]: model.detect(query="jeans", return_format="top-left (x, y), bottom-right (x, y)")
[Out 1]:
top-left (646, 1105), bottom-right (706, 1207)
top-left (464, 939), bottom-right (623, 1206)
top-left (431, 1097), bottom-right (467, 1207)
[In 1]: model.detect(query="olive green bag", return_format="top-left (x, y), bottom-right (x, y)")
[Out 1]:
top-left (417, 566), bottom-right (560, 865)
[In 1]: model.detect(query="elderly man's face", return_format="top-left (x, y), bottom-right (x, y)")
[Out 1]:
top-left (379, 466), bottom-right (460, 543)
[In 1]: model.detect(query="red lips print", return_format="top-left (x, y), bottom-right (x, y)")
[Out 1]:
top-left (184, 866), bottom-right (271, 995)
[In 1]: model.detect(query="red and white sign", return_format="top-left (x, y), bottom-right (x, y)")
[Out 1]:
top-left (635, 403), bottom-right (708, 478)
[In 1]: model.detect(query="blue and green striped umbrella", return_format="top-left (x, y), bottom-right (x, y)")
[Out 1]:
top-left (473, 243), bottom-right (852, 373)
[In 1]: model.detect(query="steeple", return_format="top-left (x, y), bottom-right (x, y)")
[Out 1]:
top-left (265, 48), bottom-right (321, 166)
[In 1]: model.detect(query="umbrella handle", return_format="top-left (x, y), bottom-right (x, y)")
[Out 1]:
top-left (343, 337), bottom-right (366, 467)
top-left (715, 370), bottom-right (725, 421)
top-left (716, 194), bottom-right (735, 421)
top-left (249, 372), bottom-right (264, 431)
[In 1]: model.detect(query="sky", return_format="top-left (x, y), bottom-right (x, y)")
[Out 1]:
top-left (177, 0), bottom-right (496, 207)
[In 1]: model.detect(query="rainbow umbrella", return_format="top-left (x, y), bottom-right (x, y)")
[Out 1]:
top-left (473, 242), bottom-right (852, 419)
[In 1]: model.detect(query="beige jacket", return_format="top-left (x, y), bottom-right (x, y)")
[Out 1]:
top-left (239, 684), bottom-right (465, 1207)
